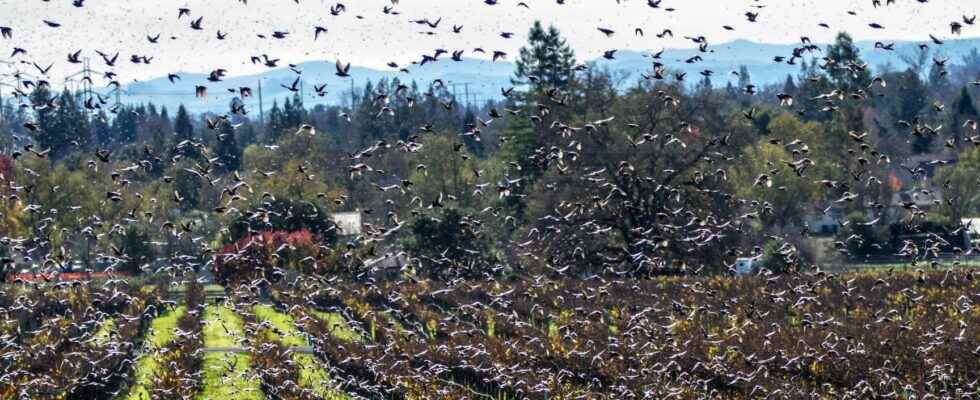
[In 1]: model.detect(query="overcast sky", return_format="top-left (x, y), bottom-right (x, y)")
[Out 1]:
top-left (0, 0), bottom-right (977, 84)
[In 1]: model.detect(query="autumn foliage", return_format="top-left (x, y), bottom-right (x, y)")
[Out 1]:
top-left (214, 229), bottom-right (320, 284)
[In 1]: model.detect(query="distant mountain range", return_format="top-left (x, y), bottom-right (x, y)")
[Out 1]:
top-left (119, 37), bottom-right (980, 114)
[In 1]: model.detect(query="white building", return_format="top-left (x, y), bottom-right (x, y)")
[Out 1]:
top-left (331, 212), bottom-right (362, 236)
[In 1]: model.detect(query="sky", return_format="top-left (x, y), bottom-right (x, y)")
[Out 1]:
top-left (0, 0), bottom-right (977, 85)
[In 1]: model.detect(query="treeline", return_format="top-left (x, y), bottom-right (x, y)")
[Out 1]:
top-left (0, 25), bottom-right (979, 279)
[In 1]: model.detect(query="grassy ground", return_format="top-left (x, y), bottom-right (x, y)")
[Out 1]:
top-left (253, 304), bottom-right (348, 399)
top-left (825, 259), bottom-right (980, 272)
top-left (91, 318), bottom-right (115, 346)
top-left (198, 305), bottom-right (262, 400)
top-left (310, 310), bottom-right (362, 342)
top-left (123, 306), bottom-right (186, 400)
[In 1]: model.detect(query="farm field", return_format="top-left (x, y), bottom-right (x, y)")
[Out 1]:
top-left (5, 0), bottom-right (980, 398)
top-left (1, 269), bottom-right (978, 399)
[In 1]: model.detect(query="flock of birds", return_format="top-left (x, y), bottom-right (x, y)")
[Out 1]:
top-left (0, 0), bottom-right (979, 398)
top-left (2, 0), bottom-right (974, 110)
top-left (7, 268), bottom-right (974, 399)
top-left (0, 5), bottom-right (975, 270)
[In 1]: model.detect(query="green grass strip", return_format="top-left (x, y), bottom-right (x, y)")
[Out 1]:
top-left (123, 306), bottom-right (186, 400)
top-left (197, 305), bottom-right (263, 400)
top-left (310, 310), bottom-right (362, 342)
top-left (253, 304), bottom-right (349, 399)
top-left (91, 318), bottom-right (115, 346)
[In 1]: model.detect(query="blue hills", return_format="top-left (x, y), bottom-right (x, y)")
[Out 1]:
top-left (120, 37), bottom-right (980, 114)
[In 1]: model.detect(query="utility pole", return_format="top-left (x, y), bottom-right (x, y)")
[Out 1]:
top-left (257, 79), bottom-right (264, 125)
top-left (349, 79), bottom-right (356, 108)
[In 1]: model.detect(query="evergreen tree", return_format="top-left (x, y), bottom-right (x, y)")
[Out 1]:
top-left (928, 60), bottom-right (953, 100)
top-left (732, 65), bottom-right (753, 105)
top-left (353, 81), bottom-right (385, 143)
top-left (513, 21), bottom-right (576, 89)
top-left (892, 69), bottom-right (929, 123)
top-left (737, 65), bottom-right (752, 91)
top-left (38, 89), bottom-right (90, 158)
top-left (267, 100), bottom-right (285, 140)
top-left (215, 120), bottom-right (241, 173)
top-left (112, 106), bottom-right (139, 144)
top-left (951, 87), bottom-right (979, 147)
top-left (173, 162), bottom-right (202, 210)
top-left (150, 105), bottom-right (173, 151)
top-left (283, 97), bottom-right (294, 128)
top-left (724, 82), bottom-right (738, 101)
top-left (174, 104), bottom-right (194, 142)
top-left (119, 226), bottom-right (155, 275)
top-left (29, 85), bottom-right (56, 142)
top-left (826, 32), bottom-right (872, 91)
top-left (825, 33), bottom-right (870, 131)
top-left (407, 208), bottom-right (494, 278)
top-left (285, 92), bottom-right (306, 127)
top-left (782, 74), bottom-right (797, 97)
top-left (92, 110), bottom-right (112, 148)
top-left (795, 58), bottom-right (833, 122)
top-left (497, 114), bottom-right (540, 220)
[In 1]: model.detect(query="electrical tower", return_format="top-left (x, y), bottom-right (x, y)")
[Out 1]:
top-left (63, 58), bottom-right (106, 117)
top-left (0, 61), bottom-right (41, 121)
top-left (447, 82), bottom-right (474, 107)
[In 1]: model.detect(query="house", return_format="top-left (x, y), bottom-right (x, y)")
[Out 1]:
top-left (331, 212), bottom-right (363, 236)
top-left (364, 252), bottom-right (409, 279)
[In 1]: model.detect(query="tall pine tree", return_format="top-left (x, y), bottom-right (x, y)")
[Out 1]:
top-left (826, 32), bottom-right (871, 91)
top-left (825, 32), bottom-right (870, 131)
top-left (29, 85), bottom-right (56, 143)
top-left (513, 21), bottom-right (576, 90)
top-left (951, 87), bottom-right (978, 147)
top-left (39, 89), bottom-right (90, 158)
top-left (174, 104), bottom-right (194, 142)
top-left (92, 110), bottom-right (112, 148)
top-left (215, 119), bottom-right (241, 173)
top-left (267, 100), bottom-right (285, 141)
